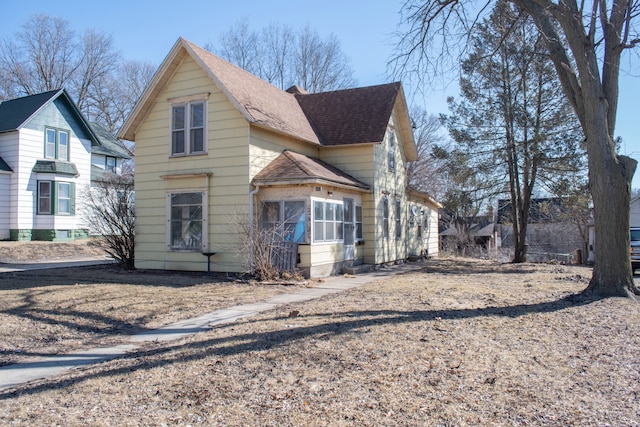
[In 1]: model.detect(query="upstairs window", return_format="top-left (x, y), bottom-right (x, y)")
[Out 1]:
top-left (44, 128), bottom-right (70, 161)
top-left (388, 129), bottom-right (396, 171)
top-left (171, 100), bottom-right (206, 156)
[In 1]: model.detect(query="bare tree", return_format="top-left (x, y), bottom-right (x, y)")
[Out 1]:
top-left (0, 14), bottom-right (153, 133)
top-left (217, 18), bottom-right (259, 75)
top-left (406, 108), bottom-right (450, 199)
top-left (257, 23), bottom-right (295, 89)
top-left (0, 14), bottom-right (79, 96)
top-left (294, 26), bottom-right (358, 92)
top-left (213, 20), bottom-right (357, 92)
top-left (393, 0), bottom-right (640, 298)
top-left (71, 29), bottom-right (120, 114)
top-left (88, 60), bottom-right (156, 132)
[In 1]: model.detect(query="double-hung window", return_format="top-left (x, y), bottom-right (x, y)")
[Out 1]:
top-left (313, 200), bottom-right (344, 243)
top-left (37, 181), bottom-right (74, 215)
top-left (169, 192), bottom-right (205, 251)
top-left (395, 198), bottom-right (402, 240)
top-left (44, 128), bottom-right (70, 161)
top-left (171, 100), bottom-right (206, 156)
top-left (105, 156), bottom-right (117, 173)
top-left (261, 200), bottom-right (306, 243)
top-left (388, 129), bottom-right (396, 171)
top-left (382, 196), bottom-right (389, 239)
top-left (355, 205), bottom-right (363, 241)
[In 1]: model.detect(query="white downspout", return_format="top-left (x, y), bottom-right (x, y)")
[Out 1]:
top-left (248, 184), bottom-right (260, 272)
top-left (247, 122), bottom-right (259, 273)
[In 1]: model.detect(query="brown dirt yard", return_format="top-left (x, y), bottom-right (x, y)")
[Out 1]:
top-left (0, 250), bottom-right (639, 426)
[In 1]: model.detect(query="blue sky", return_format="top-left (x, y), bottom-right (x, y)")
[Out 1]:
top-left (3, 0), bottom-right (640, 187)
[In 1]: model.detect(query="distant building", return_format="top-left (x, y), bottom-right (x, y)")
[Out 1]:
top-left (0, 89), bottom-right (131, 241)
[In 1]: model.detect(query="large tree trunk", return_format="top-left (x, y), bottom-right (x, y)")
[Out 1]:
top-left (583, 101), bottom-right (639, 298)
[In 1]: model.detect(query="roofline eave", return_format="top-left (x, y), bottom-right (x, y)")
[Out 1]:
top-left (250, 122), bottom-right (322, 147)
top-left (252, 177), bottom-right (371, 193)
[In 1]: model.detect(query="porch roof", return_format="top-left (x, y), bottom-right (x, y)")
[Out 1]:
top-left (253, 150), bottom-right (370, 192)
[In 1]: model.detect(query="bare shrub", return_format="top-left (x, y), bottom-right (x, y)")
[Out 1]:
top-left (81, 174), bottom-right (135, 269)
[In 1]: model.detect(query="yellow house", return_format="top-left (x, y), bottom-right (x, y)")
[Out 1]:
top-left (119, 38), bottom-right (440, 277)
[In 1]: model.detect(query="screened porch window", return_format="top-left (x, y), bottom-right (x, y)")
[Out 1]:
top-left (261, 200), bottom-right (306, 243)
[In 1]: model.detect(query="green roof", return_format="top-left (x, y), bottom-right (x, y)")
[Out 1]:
top-left (0, 90), bottom-right (60, 133)
top-left (0, 156), bottom-right (12, 172)
top-left (32, 160), bottom-right (79, 176)
top-left (90, 122), bottom-right (132, 159)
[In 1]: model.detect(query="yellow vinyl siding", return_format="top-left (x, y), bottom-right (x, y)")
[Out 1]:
top-left (319, 145), bottom-right (375, 186)
top-left (134, 55), bottom-right (251, 272)
top-left (249, 126), bottom-right (319, 179)
top-left (372, 112), bottom-right (410, 264)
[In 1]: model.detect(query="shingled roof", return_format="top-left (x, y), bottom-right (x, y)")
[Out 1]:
top-left (253, 150), bottom-right (370, 191)
top-left (119, 38), bottom-right (417, 160)
top-left (295, 83), bottom-right (401, 146)
top-left (0, 90), bottom-right (61, 133)
top-left (0, 89), bottom-right (102, 148)
top-left (90, 122), bottom-right (132, 159)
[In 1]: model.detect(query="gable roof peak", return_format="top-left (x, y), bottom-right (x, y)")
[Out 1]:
top-left (286, 85), bottom-right (309, 95)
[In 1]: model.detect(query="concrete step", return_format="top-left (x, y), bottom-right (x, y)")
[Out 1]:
top-left (343, 264), bottom-right (374, 275)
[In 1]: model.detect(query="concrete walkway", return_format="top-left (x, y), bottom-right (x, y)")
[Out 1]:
top-left (0, 257), bottom-right (115, 273)
top-left (0, 262), bottom-right (423, 391)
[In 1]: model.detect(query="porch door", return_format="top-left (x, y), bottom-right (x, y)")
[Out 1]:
top-left (343, 198), bottom-right (354, 262)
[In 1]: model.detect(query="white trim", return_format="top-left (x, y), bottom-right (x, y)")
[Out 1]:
top-left (167, 92), bottom-right (210, 103)
top-left (311, 197), bottom-right (345, 244)
top-left (169, 99), bottom-right (208, 157)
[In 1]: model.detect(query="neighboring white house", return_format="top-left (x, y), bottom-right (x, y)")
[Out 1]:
top-left (0, 89), bottom-right (131, 241)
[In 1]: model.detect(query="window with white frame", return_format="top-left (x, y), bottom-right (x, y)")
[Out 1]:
top-left (169, 192), bottom-right (205, 251)
top-left (355, 205), bottom-right (363, 241)
top-left (171, 100), bottom-right (206, 156)
top-left (388, 129), bottom-right (396, 171)
top-left (261, 200), bottom-right (306, 243)
top-left (44, 128), bottom-right (70, 161)
top-left (395, 198), bottom-right (402, 240)
top-left (37, 180), bottom-right (75, 215)
top-left (382, 196), bottom-right (389, 239)
top-left (313, 200), bottom-right (344, 243)
top-left (105, 156), bottom-right (117, 173)
top-left (57, 182), bottom-right (71, 214)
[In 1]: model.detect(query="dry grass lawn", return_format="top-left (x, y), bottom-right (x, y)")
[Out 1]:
top-left (1, 255), bottom-right (639, 426)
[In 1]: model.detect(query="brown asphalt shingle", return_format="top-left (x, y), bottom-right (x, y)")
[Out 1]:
top-left (185, 41), bottom-right (321, 145)
top-left (253, 150), bottom-right (370, 190)
top-left (295, 83), bottom-right (401, 146)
